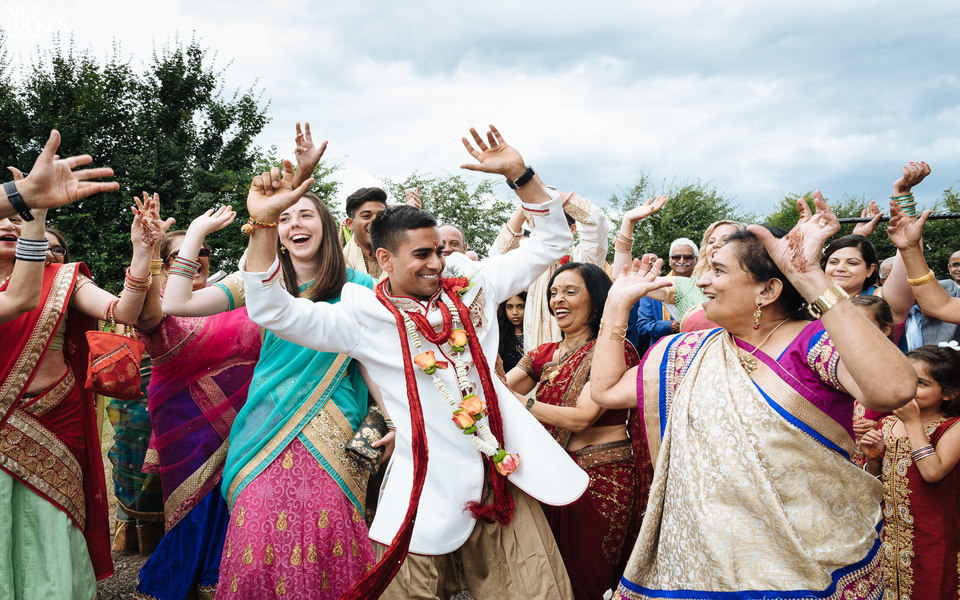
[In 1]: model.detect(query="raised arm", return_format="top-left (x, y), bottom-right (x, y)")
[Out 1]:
top-left (565, 191), bottom-right (610, 267)
top-left (291, 122), bottom-right (328, 190)
top-left (162, 205), bottom-right (238, 316)
top-left (879, 163), bottom-right (932, 322)
top-left (751, 192), bottom-right (916, 412)
top-left (134, 192), bottom-right (176, 331)
top-left (1, 130), bottom-right (119, 219)
top-left (72, 194), bottom-right (164, 325)
top-left (459, 125), bottom-right (572, 302)
top-left (851, 200), bottom-right (883, 238)
top-left (0, 167), bottom-right (47, 323)
top-left (610, 195), bottom-right (667, 278)
top-left (591, 256), bottom-right (672, 409)
top-left (487, 205), bottom-right (526, 257)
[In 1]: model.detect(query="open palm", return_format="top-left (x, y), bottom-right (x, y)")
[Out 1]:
top-left (609, 254), bottom-right (673, 305)
top-left (460, 125), bottom-right (526, 179)
top-left (750, 191), bottom-right (838, 277)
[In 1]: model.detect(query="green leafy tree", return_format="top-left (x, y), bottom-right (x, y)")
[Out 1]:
top-left (607, 176), bottom-right (746, 261)
top-left (5, 36), bottom-right (276, 290)
top-left (381, 172), bottom-right (513, 258)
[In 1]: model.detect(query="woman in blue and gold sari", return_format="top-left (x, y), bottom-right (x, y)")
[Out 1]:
top-left (590, 193), bottom-right (918, 600)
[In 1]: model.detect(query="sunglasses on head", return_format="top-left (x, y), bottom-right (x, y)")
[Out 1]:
top-left (166, 248), bottom-right (211, 262)
top-left (670, 254), bottom-right (695, 261)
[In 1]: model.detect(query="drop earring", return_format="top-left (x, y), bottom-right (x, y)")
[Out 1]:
top-left (753, 301), bottom-right (763, 330)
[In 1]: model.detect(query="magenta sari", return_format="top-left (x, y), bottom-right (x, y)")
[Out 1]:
top-left (140, 308), bottom-right (261, 529)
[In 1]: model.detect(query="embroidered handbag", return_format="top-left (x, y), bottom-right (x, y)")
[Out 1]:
top-left (345, 405), bottom-right (389, 474)
top-left (84, 299), bottom-right (145, 400)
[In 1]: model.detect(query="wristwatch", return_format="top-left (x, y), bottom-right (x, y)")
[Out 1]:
top-left (506, 166), bottom-right (535, 190)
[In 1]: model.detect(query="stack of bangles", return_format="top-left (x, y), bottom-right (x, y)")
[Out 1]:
top-left (124, 268), bottom-right (152, 293)
top-left (384, 418), bottom-right (396, 432)
top-left (910, 444), bottom-right (936, 462)
top-left (14, 238), bottom-right (48, 262)
top-left (614, 232), bottom-right (633, 253)
top-left (241, 217), bottom-right (278, 236)
top-left (169, 256), bottom-right (201, 279)
top-left (890, 193), bottom-right (917, 217)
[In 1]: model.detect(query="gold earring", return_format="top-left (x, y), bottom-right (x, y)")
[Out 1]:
top-left (753, 301), bottom-right (763, 330)
top-left (280, 245), bottom-right (287, 254)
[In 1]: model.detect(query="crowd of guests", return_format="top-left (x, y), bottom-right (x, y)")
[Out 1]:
top-left (0, 124), bottom-right (958, 600)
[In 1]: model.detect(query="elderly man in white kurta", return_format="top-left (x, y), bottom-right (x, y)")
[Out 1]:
top-left (240, 126), bottom-right (587, 599)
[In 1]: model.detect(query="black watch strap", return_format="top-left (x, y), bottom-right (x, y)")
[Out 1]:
top-left (506, 166), bottom-right (535, 190)
top-left (2, 181), bottom-right (33, 221)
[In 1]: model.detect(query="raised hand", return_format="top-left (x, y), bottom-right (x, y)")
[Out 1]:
top-left (893, 161), bottom-right (931, 195)
top-left (608, 254), bottom-right (673, 306)
top-left (749, 191), bottom-right (839, 278)
top-left (405, 186), bottom-right (421, 208)
top-left (886, 201), bottom-right (930, 250)
top-left (623, 195), bottom-right (667, 224)
top-left (460, 125), bottom-right (527, 181)
top-left (7, 167), bottom-right (46, 222)
top-left (16, 130), bottom-right (120, 209)
top-left (188, 205), bottom-right (237, 236)
top-left (247, 160), bottom-right (313, 222)
top-left (292, 122), bottom-right (327, 188)
top-left (130, 193), bottom-right (162, 250)
top-left (851, 200), bottom-right (883, 237)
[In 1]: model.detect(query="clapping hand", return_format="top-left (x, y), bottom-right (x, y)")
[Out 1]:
top-left (131, 193), bottom-right (164, 250)
top-left (623, 195), bottom-right (667, 224)
top-left (750, 191), bottom-right (839, 279)
top-left (460, 125), bottom-right (527, 181)
top-left (608, 254), bottom-right (673, 306)
top-left (247, 160), bottom-right (313, 222)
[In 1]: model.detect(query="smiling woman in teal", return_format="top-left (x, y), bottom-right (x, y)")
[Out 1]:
top-left (160, 189), bottom-right (381, 599)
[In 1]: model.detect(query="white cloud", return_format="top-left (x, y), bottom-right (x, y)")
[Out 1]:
top-left (3, 0), bottom-right (960, 218)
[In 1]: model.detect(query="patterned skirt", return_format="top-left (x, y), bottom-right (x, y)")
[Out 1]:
top-left (542, 439), bottom-right (641, 600)
top-left (215, 437), bottom-right (376, 599)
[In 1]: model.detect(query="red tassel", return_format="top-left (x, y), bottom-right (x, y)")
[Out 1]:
top-left (343, 281), bottom-right (431, 600)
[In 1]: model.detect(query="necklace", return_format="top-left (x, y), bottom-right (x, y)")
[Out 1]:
top-left (736, 318), bottom-right (791, 373)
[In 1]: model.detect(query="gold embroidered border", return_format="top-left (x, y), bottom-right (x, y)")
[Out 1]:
top-left (300, 399), bottom-right (368, 509)
top-left (0, 265), bottom-right (74, 412)
top-left (749, 347), bottom-right (856, 457)
top-left (21, 370), bottom-right (74, 417)
top-left (226, 354), bottom-right (349, 507)
top-left (164, 440), bottom-right (228, 530)
top-left (0, 410), bottom-right (85, 527)
top-left (641, 339), bottom-right (670, 464)
top-left (806, 333), bottom-right (847, 392)
top-left (573, 439), bottom-right (632, 469)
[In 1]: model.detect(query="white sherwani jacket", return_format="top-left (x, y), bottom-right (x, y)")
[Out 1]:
top-left (240, 191), bottom-right (589, 555)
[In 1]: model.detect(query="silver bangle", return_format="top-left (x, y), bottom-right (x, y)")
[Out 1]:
top-left (15, 237), bottom-right (48, 262)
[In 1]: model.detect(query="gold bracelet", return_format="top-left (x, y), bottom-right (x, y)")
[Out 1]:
top-left (807, 284), bottom-right (849, 319)
top-left (150, 259), bottom-right (163, 276)
top-left (599, 319), bottom-right (629, 344)
top-left (907, 269), bottom-right (936, 287)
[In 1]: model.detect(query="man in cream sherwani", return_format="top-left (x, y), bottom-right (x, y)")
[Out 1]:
top-left (240, 125), bottom-right (587, 599)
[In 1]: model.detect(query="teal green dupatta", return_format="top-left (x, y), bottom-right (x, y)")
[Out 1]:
top-left (222, 269), bottom-right (375, 513)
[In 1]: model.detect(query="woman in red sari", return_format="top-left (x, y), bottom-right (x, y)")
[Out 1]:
top-left (506, 261), bottom-right (648, 600)
top-left (0, 188), bottom-right (163, 597)
top-left (862, 344), bottom-right (960, 599)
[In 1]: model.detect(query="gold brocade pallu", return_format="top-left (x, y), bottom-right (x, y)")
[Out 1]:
top-left (619, 329), bottom-right (884, 600)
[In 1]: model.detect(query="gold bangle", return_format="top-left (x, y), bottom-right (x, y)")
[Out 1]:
top-left (807, 284), bottom-right (849, 319)
top-left (907, 269), bottom-right (936, 287)
top-left (150, 259), bottom-right (163, 276)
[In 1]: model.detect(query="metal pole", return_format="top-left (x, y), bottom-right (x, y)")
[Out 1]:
top-left (838, 212), bottom-right (960, 223)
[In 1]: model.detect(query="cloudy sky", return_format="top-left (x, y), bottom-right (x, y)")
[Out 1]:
top-left (4, 1), bottom-right (960, 215)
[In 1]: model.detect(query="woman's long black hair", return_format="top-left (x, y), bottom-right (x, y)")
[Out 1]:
top-left (497, 291), bottom-right (527, 359)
